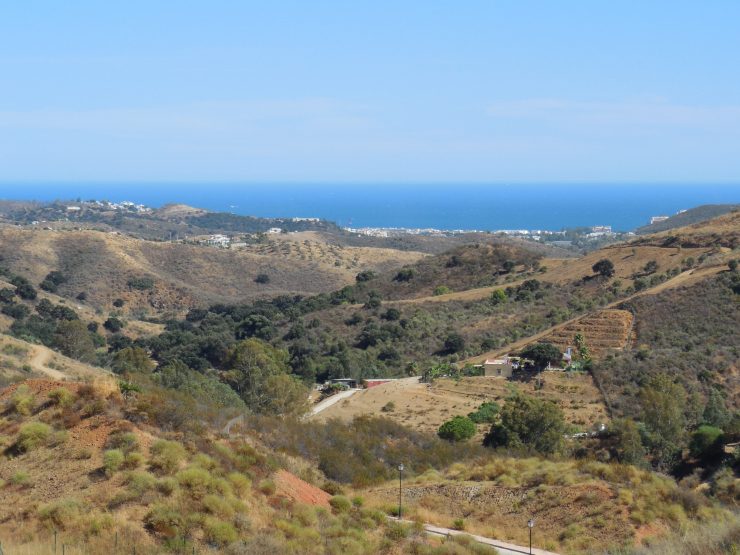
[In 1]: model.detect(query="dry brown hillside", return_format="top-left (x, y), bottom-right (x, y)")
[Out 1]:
top-left (0, 228), bottom-right (423, 312)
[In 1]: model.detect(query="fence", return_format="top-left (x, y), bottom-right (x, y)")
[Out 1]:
top-left (0, 531), bottom-right (199, 555)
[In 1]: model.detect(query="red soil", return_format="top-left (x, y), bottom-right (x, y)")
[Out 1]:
top-left (274, 469), bottom-right (331, 508)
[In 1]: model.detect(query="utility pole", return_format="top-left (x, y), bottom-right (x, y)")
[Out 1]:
top-left (397, 463), bottom-right (405, 519)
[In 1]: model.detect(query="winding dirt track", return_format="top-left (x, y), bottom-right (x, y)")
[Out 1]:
top-left (27, 347), bottom-right (65, 380)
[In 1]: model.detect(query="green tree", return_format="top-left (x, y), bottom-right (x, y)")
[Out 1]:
top-left (355, 271), bottom-right (376, 282)
top-left (443, 333), bottom-right (465, 354)
top-left (640, 374), bottom-right (687, 469)
top-left (592, 258), bottom-right (615, 278)
top-left (223, 338), bottom-right (306, 415)
top-left (642, 260), bottom-right (659, 275)
top-left (11, 276), bottom-right (37, 300)
top-left (468, 401), bottom-right (500, 424)
top-left (484, 393), bottom-right (565, 454)
top-left (520, 342), bottom-right (562, 369)
top-left (573, 333), bottom-right (591, 364)
top-left (112, 347), bottom-right (154, 375)
top-left (608, 418), bottom-right (646, 465)
top-left (53, 320), bottom-right (95, 362)
top-left (438, 416), bottom-right (476, 442)
top-left (394, 268), bottom-right (415, 282)
top-left (689, 425), bottom-right (724, 460)
top-left (703, 388), bottom-right (731, 428)
top-left (490, 289), bottom-right (507, 305)
top-left (104, 317), bottom-right (124, 332)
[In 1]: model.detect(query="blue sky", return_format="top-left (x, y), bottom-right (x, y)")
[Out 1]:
top-left (1, 1), bottom-right (739, 183)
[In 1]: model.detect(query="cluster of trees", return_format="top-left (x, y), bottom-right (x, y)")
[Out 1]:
top-left (436, 393), bottom-right (566, 456)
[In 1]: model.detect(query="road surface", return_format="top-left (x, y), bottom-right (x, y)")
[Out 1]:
top-left (310, 388), bottom-right (360, 415)
top-left (391, 518), bottom-right (559, 555)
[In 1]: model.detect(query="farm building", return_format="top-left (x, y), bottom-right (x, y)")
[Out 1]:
top-left (482, 357), bottom-right (515, 378)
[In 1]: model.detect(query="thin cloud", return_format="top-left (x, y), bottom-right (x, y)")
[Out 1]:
top-left (486, 98), bottom-right (740, 128)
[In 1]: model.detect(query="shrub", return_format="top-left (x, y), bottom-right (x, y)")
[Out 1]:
top-left (103, 449), bottom-right (125, 476)
top-left (203, 494), bottom-right (235, 519)
top-left (9, 385), bottom-right (35, 415)
top-left (156, 477), bottom-right (178, 496)
top-left (255, 273), bottom-right (270, 284)
top-left (127, 276), bottom-right (155, 290)
top-left (203, 517), bottom-right (238, 547)
top-left (381, 401), bottom-right (396, 413)
top-left (329, 495), bottom-right (352, 513)
top-left (17, 421), bottom-right (52, 451)
top-left (438, 416), bottom-right (476, 442)
top-left (145, 504), bottom-right (185, 537)
top-left (452, 518), bottom-right (465, 530)
top-left (123, 452), bottom-right (145, 469)
top-left (468, 402), bottom-right (500, 424)
top-left (227, 472), bottom-right (251, 497)
top-left (176, 466), bottom-right (213, 498)
top-left (124, 471), bottom-right (157, 496)
top-left (38, 498), bottom-right (83, 530)
top-left (48, 387), bottom-right (75, 408)
top-left (149, 439), bottom-right (186, 474)
top-left (433, 286), bottom-right (451, 296)
top-left (355, 271), bottom-right (376, 282)
top-left (107, 431), bottom-right (140, 454)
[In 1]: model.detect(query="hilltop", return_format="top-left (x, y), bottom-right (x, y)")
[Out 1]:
top-left (0, 227), bottom-right (425, 312)
top-left (636, 204), bottom-right (739, 235)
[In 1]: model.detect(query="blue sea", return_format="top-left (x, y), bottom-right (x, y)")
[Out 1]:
top-left (1, 183), bottom-right (738, 232)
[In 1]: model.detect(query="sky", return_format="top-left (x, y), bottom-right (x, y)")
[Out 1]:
top-left (1, 1), bottom-right (740, 183)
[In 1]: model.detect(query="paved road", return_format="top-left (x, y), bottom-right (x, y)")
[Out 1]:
top-left (391, 518), bottom-right (559, 555)
top-left (310, 388), bottom-right (360, 415)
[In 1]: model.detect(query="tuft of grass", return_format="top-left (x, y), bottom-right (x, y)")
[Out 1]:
top-left (103, 449), bottom-right (125, 476)
top-left (176, 466), bottom-right (213, 499)
top-left (149, 439), bottom-right (187, 474)
top-left (10, 470), bottom-right (31, 487)
top-left (258, 478), bottom-right (276, 496)
top-left (48, 387), bottom-right (75, 408)
top-left (202, 517), bottom-right (238, 547)
top-left (17, 421), bottom-right (52, 452)
top-left (38, 498), bottom-right (84, 530)
top-left (9, 385), bottom-right (35, 415)
top-left (330, 495), bottom-right (352, 513)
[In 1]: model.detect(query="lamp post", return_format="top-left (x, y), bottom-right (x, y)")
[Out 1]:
top-left (397, 463), bottom-right (405, 520)
top-left (527, 518), bottom-right (535, 554)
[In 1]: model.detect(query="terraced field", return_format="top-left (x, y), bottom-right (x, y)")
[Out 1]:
top-left (537, 309), bottom-right (634, 358)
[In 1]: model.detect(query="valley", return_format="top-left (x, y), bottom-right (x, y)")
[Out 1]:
top-left (0, 202), bottom-right (737, 554)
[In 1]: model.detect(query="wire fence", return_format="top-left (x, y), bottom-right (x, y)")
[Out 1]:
top-left (0, 531), bottom-right (199, 555)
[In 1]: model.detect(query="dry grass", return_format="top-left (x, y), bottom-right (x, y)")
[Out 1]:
top-left (0, 227), bottom-right (424, 313)
top-left (313, 373), bottom-right (608, 437)
top-left (360, 457), bottom-right (736, 554)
